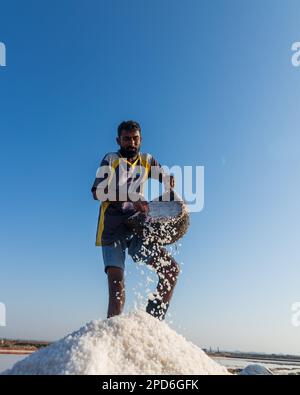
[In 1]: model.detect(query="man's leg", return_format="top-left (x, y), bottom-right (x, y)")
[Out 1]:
top-left (145, 247), bottom-right (180, 319)
top-left (106, 267), bottom-right (125, 318)
top-left (129, 238), bottom-right (180, 320)
top-left (102, 239), bottom-right (127, 319)
top-left (147, 248), bottom-right (180, 305)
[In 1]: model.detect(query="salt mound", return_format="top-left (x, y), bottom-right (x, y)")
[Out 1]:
top-left (240, 364), bottom-right (274, 375)
top-left (3, 311), bottom-right (229, 375)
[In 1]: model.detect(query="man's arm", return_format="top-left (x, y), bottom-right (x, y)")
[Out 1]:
top-left (148, 156), bottom-right (175, 190)
top-left (91, 157), bottom-right (110, 201)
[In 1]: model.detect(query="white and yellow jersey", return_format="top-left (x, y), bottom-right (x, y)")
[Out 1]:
top-left (91, 151), bottom-right (167, 246)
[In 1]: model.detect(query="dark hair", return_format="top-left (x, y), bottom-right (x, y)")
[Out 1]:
top-left (117, 120), bottom-right (141, 137)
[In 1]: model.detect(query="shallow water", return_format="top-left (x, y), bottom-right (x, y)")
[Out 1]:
top-left (214, 356), bottom-right (300, 375)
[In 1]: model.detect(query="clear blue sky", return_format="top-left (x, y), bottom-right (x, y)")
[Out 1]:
top-left (1, 0), bottom-right (300, 354)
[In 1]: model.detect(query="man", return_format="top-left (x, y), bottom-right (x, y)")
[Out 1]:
top-left (91, 120), bottom-right (180, 320)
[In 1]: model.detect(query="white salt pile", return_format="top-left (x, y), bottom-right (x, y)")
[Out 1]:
top-left (2, 311), bottom-right (229, 375)
top-left (240, 364), bottom-right (274, 375)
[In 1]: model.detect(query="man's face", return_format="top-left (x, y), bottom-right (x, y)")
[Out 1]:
top-left (117, 129), bottom-right (142, 158)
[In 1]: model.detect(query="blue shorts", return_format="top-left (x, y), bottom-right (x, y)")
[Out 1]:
top-left (102, 236), bottom-right (159, 273)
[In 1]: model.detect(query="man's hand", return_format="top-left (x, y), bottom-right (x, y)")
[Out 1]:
top-left (133, 201), bottom-right (149, 214)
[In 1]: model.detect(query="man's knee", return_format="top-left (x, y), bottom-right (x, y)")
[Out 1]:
top-left (107, 267), bottom-right (125, 292)
top-left (148, 253), bottom-right (180, 277)
top-left (106, 266), bottom-right (124, 281)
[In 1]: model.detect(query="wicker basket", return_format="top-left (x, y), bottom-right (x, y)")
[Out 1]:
top-left (126, 192), bottom-right (190, 245)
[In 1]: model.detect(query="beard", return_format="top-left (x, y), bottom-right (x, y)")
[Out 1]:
top-left (119, 146), bottom-right (140, 159)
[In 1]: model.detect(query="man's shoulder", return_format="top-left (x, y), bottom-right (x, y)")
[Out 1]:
top-left (140, 152), bottom-right (155, 162)
top-left (140, 152), bottom-right (159, 166)
top-left (101, 152), bottom-right (158, 165)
